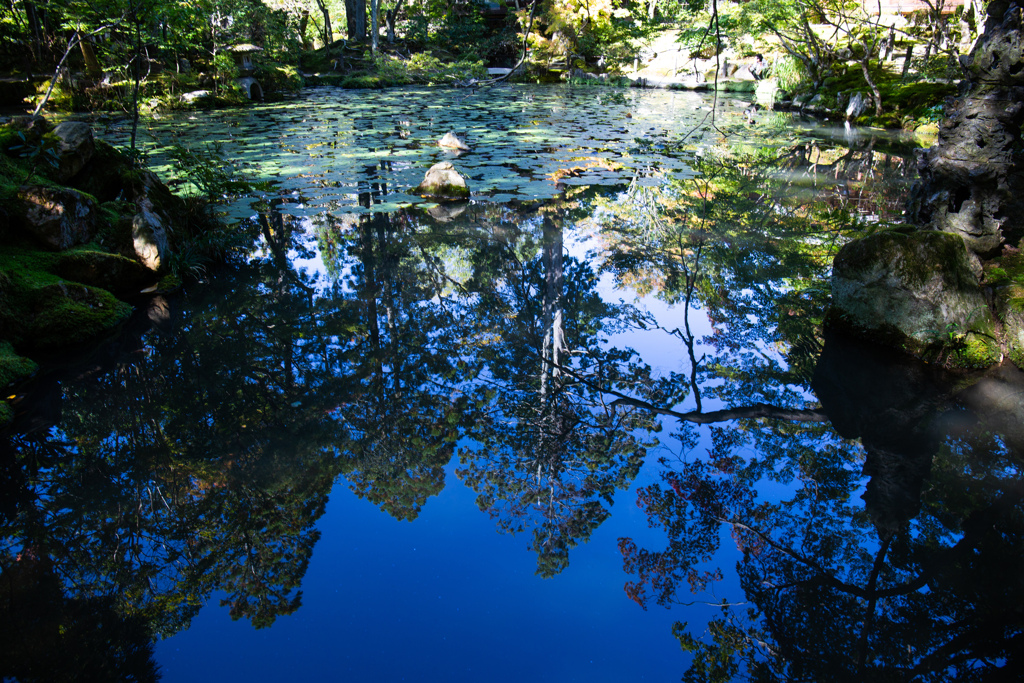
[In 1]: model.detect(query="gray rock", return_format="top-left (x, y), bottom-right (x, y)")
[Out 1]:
top-left (132, 196), bottom-right (170, 271)
top-left (180, 90), bottom-right (212, 104)
top-left (845, 92), bottom-right (869, 120)
top-left (413, 162), bottom-right (470, 199)
top-left (52, 121), bottom-right (95, 182)
top-left (16, 185), bottom-right (99, 250)
top-left (831, 230), bottom-right (995, 344)
top-left (438, 131), bottom-right (470, 151)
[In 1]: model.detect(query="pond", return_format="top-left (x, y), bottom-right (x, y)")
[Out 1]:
top-left (2, 85), bottom-right (1022, 682)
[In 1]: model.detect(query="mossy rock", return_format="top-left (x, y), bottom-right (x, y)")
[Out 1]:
top-left (0, 340), bottom-right (36, 389)
top-left (831, 229), bottom-right (999, 365)
top-left (27, 282), bottom-right (132, 349)
top-left (97, 200), bottom-right (137, 252)
top-left (949, 332), bottom-right (1002, 369)
top-left (0, 246), bottom-right (135, 349)
top-left (995, 282), bottom-right (1024, 370)
top-left (413, 162), bottom-right (471, 200)
top-left (53, 249), bottom-right (156, 296)
top-left (71, 140), bottom-right (138, 203)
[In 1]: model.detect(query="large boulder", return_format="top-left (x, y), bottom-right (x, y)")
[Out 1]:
top-left (413, 162), bottom-right (471, 200)
top-left (831, 230), bottom-right (997, 354)
top-left (15, 185), bottom-right (99, 250)
top-left (51, 121), bottom-right (95, 182)
top-left (26, 282), bottom-right (132, 349)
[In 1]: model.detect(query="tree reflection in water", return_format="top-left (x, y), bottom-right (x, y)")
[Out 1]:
top-left (2, 130), bottom-right (1019, 680)
top-left (621, 333), bottom-right (1024, 681)
top-left (606, 148), bottom-right (1024, 680)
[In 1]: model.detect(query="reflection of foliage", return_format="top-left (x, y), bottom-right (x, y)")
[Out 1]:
top-left (1, 207), bottom-right (354, 641)
top-left (589, 134), bottom-right (1024, 681)
top-left (620, 386), bottom-right (1024, 681)
top-left (450, 211), bottom-right (659, 577)
top-left (597, 136), bottom-right (915, 398)
top-left (0, 548), bottom-right (159, 682)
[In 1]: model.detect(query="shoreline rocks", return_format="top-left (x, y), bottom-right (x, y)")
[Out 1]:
top-left (829, 0), bottom-right (1024, 371)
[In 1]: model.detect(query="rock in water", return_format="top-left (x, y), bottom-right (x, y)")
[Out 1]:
top-left (438, 132), bottom-right (470, 151)
top-left (413, 162), bottom-right (470, 200)
top-left (133, 196), bottom-right (169, 272)
top-left (831, 230), bottom-right (997, 354)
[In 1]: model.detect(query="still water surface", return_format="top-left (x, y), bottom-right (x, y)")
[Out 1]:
top-left (3, 86), bottom-right (1021, 681)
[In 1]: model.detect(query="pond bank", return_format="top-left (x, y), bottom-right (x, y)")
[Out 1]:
top-left (0, 115), bottom-right (228, 427)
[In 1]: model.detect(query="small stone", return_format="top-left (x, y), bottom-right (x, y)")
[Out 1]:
top-left (413, 162), bottom-right (471, 200)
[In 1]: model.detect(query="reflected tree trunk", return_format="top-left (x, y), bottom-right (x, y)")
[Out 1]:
top-left (540, 215), bottom-right (565, 401)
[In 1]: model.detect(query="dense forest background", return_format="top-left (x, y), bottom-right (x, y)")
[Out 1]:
top-left (0, 0), bottom-right (981, 127)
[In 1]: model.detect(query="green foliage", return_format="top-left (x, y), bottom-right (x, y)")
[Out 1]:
top-left (5, 131), bottom-right (60, 183)
top-left (213, 52), bottom-right (241, 91)
top-left (167, 141), bottom-right (268, 200)
top-left (403, 0), bottom-right (509, 62)
top-left (256, 64), bottom-right (304, 94)
top-left (771, 54), bottom-right (808, 92)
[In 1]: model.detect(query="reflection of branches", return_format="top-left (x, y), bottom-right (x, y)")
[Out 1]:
top-left (615, 395), bottom-right (827, 424)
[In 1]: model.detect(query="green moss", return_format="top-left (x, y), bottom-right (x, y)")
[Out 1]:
top-left (950, 332), bottom-right (1001, 369)
top-left (97, 200), bottom-right (136, 249)
top-left (340, 74), bottom-right (386, 89)
top-left (985, 266), bottom-right (1010, 286)
top-left (0, 246), bottom-right (134, 348)
top-left (28, 282), bottom-right (132, 348)
top-left (0, 340), bottom-right (36, 388)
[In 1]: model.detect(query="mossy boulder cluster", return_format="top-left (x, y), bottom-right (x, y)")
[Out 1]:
top-left (0, 115), bottom-right (202, 426)
top-left (830, 0), bottom-right (1024, 371)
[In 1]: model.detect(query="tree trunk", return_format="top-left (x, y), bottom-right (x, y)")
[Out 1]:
top-left (385, 0), bottom-right (405, 43)
top-left (908, 0), bottom-right (1024, 256)
top-left (859, 58), bottom-right (883, 117)
top-left (79, 36), bottom-right (103, 79)
top-left (346, 0), bottom-right (367, 40)
top-left (315, 0), bottom-right (333, 52)
top-left (298, 10), bottom-right (313, 50)
top-left (24, 0), bottom-right (44, 66)
top-left (371, 0), bottom-right (379, 52)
